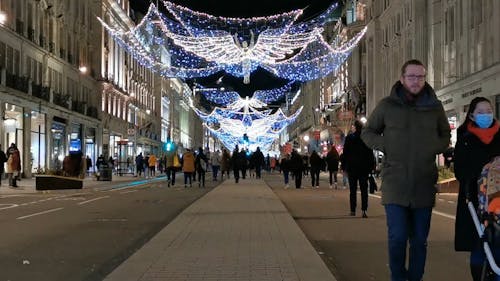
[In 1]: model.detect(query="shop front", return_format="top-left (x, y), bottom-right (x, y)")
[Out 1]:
top-left (30, 111), bottom-right (46, 174)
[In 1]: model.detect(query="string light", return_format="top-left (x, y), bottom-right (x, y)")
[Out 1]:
top-left (98, 2), bottom-right (365, 82)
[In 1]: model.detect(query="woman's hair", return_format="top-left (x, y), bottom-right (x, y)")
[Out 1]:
top-left (457, 96), bottom-right (492, 132)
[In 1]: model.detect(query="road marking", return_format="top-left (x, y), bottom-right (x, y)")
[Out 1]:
top-left (120, 190), bottom-right (138, 194)
top-left (0, 203), bottom-right (18, 210)
top-left (16, 207), bottom-right (64, 220)
top-left (77, 196), bottom-right (110, 205)
top-left (368, 193), bottom-right (456, 220)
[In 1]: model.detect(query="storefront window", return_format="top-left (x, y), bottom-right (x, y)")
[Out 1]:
top-left (51, 121), bottom-right (66, 170)
top-left (4, 103), bottom-right (23, 171)
top-left (69, 123), bottom-right (82, 153)
top-left (31, 111), bottom-right (46, 173)
top-left (85, 127), bottom-right (96, 172)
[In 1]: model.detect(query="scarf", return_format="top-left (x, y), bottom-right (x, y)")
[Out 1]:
top-left (467, 121), bottom-right (500, 144)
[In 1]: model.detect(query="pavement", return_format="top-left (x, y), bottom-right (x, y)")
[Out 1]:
top-left (0, 173), bottom-right (337, 280)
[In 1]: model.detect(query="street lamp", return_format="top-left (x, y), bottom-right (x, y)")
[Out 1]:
top-left (79, 66), bottom-right (88, 74)
top-left (360, 116), bottom-right (367, 124)
top-left (303, 135), bottom-right (310, 142)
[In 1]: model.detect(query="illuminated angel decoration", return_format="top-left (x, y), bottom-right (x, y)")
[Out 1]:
top-left (97, 1), bottom-right (366, 82)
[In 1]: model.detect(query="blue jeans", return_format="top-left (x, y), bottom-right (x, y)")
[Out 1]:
top-left (283, 170), bottom-right (289, 184)
top-left (384, 204), bottom-right (432, 281)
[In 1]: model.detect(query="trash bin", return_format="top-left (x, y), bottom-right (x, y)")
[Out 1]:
top-left (97, 164), bottom-right (112, 181)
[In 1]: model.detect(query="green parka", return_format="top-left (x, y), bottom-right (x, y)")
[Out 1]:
top-left (361, 81), bottom-right (451, 208)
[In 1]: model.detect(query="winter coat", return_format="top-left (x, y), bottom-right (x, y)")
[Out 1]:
top-left (252, 150), bottom-right (265, 168)
top-left (454, 123), bottom-right (500, 251)
top-left (182, 151), bottom-right (195, 173)
top-left (343, 131), bottom-right (375, 175)
top-left (210, 153), bottom-right (221, 167)
top-left (309, 152), bottom-right (325, 171)
top-left (221, 150), bottom-right (231, 171)
top-left (148, 155), bottom-right (157, 168)
top-left (361, 81), bottom-right (451, 208)
top-left (6, 147), bottom-right (21, 173)
top-left (289, 151), bottom-right (304, 173)
top-left (325, 148), bottom-right (339, 172)
top-left (195, 152), bottom-right (208, 172)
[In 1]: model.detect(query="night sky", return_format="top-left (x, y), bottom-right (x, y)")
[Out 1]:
top-left (129, 0), bottom-right (340, 97)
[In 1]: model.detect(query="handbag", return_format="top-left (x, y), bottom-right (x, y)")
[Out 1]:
top-left (369, 175), bottom-right (378, 194)
top-left (173, 154), bottom-right (181, 168)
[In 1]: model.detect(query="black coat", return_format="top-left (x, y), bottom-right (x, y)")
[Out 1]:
top-left (343, 131), bottom-right (375, 175)
top-left (309, 152), bottom-right (324, 171)
top-left (454, 124), bottom-right (500, 251)
top-left (325, 149), bottom-right (339, 172)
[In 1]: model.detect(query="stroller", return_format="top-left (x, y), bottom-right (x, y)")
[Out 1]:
top-left (468, 156), bottom-right (500, 280)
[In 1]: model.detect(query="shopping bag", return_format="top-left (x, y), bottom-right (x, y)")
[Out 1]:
top-left (173, 154), bottom-right (181, 168)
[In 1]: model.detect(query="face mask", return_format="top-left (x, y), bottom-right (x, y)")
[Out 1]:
top-left (474, 113), bottom-right (494, 129)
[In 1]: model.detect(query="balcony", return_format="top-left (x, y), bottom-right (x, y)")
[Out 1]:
top-left (53, 93), bottom-right (70, 108)
top-left (27, 28), bottom-right (35, 42)
top-left (87, 106), bottom-right (98, 119)
top-left (15, 20), bottom-right (23, 36)
top-left (5, 72), bottom-right (29, 93)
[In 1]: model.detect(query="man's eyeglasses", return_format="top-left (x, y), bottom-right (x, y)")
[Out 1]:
top-left (404, 75), bottom-right (426, 81)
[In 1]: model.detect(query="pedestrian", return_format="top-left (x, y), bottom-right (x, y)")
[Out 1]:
top-left (220, 148), bottom-right (231, 180)
top-left (6, 143), bottom-right (21, 187)
top-left (195, 147), bottom-right (208, 187)
top-left (232, 146), bottom-right (241, 183)
top-left (280, 153), bottom-right (290, 189)
top-left (239, 149), bottom-right (248, 179)
top-left (325, 146), bottom-right (340, 189)
top-left (289, 150), bottom-right (304, 189)
top-left (453, 97), bottom-right (500, 281)
top-left (182, 148), bottom-right (195, 187)
top-left (361, 59), bottom-right (451, 281)
top-left (309, 150), bottom-right (324, 188)
top-left (252, 147), bottom-right (265, 179)
top-left (339, 152), bottom-right (349, 189)
top-left (148, 153), bottom-right (157, 177)
top-left (211, 150), bottom-right (221, 181)
top-left (165, 145), bottom-right (178, 186)
top-left (135, 153), bottom-right (144, 177)
top-left (343, 120), bottom-right (375, 218)
top-left (0, 144), bottom-right (7, 186)
top-left (86, 155), bottom-right (92, 175)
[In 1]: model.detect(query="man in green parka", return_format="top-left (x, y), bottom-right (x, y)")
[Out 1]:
top-left (361, 59), bottom-right (451, 281)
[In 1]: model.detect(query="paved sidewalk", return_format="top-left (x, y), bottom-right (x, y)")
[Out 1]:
top-left (0, 174), bottom-right (167, 194)
top-left (104, 179), bottom-right (337, 281)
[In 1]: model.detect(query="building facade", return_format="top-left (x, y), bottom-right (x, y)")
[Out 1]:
top-left (0, 0), bottom-right (100, 177)
top-left (362, 0), bottom-right (500, 145)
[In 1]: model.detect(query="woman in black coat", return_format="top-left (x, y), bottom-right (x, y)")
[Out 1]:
top-left (454, 97), bottom-right (500, 281)
top-left (309, 150), bottom-right (324, 188)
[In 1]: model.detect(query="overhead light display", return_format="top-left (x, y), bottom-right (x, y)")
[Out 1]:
top-left (98, 1), bottom-right (366, 83)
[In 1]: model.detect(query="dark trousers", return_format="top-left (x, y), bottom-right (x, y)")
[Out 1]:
top-left (233, 168), bottom-right (240, 182)
top-left (8, 173), bottom-right (18, 187)
top-left (310, 168), bottom-right (320, 187)
top-left (166, 167), bottom-right (176, 185)
top-left (348, 173), bottom-right (369, 212)
top-left (329, 170), bottom-right (338, 185)
top-left (184, 172), bottom-right (192, 186)
top-left (197, 170), bottom-right (205, 187)
top-left (212, 165), bottom-right (220, 180)
top-left (255, 165), bottom-right (262, 178)
top-left (293, 170), bottom-right (302, 189)
top-left (384, 204), bottom-right (432, 281)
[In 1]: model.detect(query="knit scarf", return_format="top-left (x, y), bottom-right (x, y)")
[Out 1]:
top-left (467, 122), bottom-right (500, 144)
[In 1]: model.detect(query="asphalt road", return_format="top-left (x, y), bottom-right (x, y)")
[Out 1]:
top-left (265, 172), bottom-right (472, 281)
top-left (0, 178), bottom-right (217, 281)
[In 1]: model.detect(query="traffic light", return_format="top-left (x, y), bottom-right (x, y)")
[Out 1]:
top-left (165, 141), bottom-right (174, 152)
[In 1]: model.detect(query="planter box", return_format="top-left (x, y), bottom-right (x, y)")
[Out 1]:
top-left (35, 175), bottom-right (83, 190)
top-left (436, 178), bottom-right (458, 193)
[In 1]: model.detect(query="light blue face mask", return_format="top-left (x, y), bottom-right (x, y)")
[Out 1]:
top-left (475, 113), bottom-right (494, 129)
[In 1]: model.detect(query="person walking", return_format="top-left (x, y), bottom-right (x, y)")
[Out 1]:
top-left (280, 153), bottom-right (290, 188)
top-left (86, 155), bottom-right (92, 176)
top-left (221, 148), bottom-right (231, 180)
top-left (148, 153), bottom-right (157, 177)
top-left (289, 150), bottom-right (304, 189)
top-left (6, 143), bottom-right (21, 187)
top-left (309, 150), bottom-right (324, 188)
top-left (232, 146), bottom-right (241, 183)
top-left (165, 146), bottom-right (178, 187)
top-left (343, 120), bottom-right (375, 218)
top-left (210, 150), bottom-right (221, 181)
top-left (325, 146), bottom-right (340, 189)
top-left (182, 149), bottom-right (195, 187)
top-left (195, 147), bottom-right (208, 187)
top-left (361, 59), bottom-right (451, 281)
top-left (135, 153), bottom-right (144, 177)
top-left (0, 144), bottom-right (7, 186)
top-left (252, 147), bottom-right (265, 179)
top-left (453, 97), bottom-right (500, 281)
